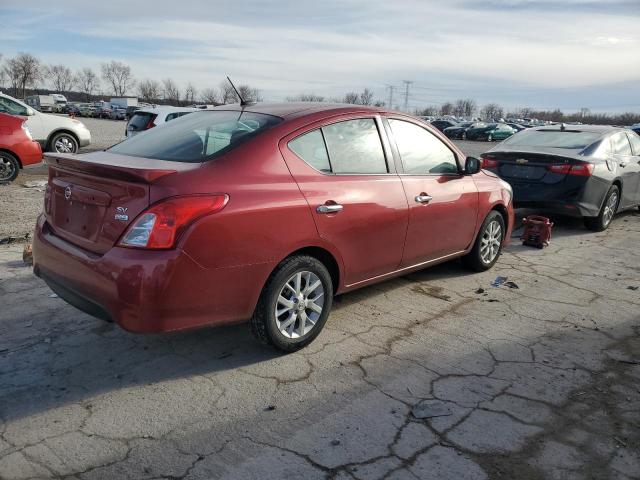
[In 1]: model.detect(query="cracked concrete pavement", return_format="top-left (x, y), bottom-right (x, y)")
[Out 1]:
top-left (1, 146), bottom-right (639, 479)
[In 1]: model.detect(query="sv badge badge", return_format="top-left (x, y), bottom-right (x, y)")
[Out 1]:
top-left (114, 206), bottom-right (129, 221)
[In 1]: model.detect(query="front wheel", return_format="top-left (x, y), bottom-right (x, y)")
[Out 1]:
top-left (487, 134), bottom-right (493, 142)
top-left (50, 133), bottom-right (78, 153)
top-left (250, 255), bottom-right (334, 352)
top-left (461, 131), bottom-right (467, 140)
top-left (463, 211), bottom-right (505, 272)
top-left (584, 185), bottom-right (619, 231)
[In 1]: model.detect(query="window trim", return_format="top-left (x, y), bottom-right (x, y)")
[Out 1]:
top-left (610, 131), bottom-right (633, 156)
top-left (285, 115), bottom-right (395, 176)
top-left (384, 116), bottom-right (463, 177)
top-left (625, 131), bottom-right (640, 156)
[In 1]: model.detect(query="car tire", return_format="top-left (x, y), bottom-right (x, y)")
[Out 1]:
top-left (0, 151), bottom-right (20, 183)
top-left (487, 134), bottom-right (493, 142)
top-left (50, 133), bottom-right (78, 154)
top-left (461, 132), bottom-right (467, 140)
top-left (250, 255), bottom-right (334, 352)
top-left (462, 210), bottom-right (505, 272)
top-left (584, 184), bottom-right (620, 232)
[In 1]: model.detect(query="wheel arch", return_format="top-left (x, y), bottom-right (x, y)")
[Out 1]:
top-left (46, 129), bottom-right (79, 151)
top-left (285, 246), bottom-right (341, 294)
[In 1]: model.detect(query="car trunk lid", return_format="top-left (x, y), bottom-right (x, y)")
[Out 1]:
top-left (483, 150), bottom-right (583, 183)
top-left (44, 151), bottom-right (200, 254)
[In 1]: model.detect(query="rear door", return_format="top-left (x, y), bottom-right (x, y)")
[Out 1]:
top-left (280, 115), bottom-right (409, 287)
top-left (385, 117), bottom-right (478, 267)
top-left (627, 132), bottom-right (640, 203)
top-left (610, 132), bottom-right (640, 207)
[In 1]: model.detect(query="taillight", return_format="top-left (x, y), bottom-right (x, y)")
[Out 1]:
top-left (481, 156), bottom-right (498, 168)
top-left (118, 195), bottom-right (229, 249)
top-left (548, 163), bottom-right (593, 176)
top-left (144, 114), bottom-right (157, 130)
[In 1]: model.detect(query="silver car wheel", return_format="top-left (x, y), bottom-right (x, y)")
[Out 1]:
top-left (0, 156), bottom-right (16, 181)
top-left (602, 191), bottom-right (618, 227)
top-left (480, 220), bottom-right (502, 264)
top-left (54, 136), bottom-right (76, 153)
top-left (275, 271), bottom-right (325, 339)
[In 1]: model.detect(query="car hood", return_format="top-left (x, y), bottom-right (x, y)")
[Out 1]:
top-left (32, 112), bottom-right (88, 129)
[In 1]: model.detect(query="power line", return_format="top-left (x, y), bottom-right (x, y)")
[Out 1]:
top-left (402, 80), bottom-right (413, 112)
top-left (385, 84), bottom-right (395, 109)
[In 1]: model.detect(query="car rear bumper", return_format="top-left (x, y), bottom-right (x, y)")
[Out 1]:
top-left (19, 141), bottom-right (43, 167)
top-left (76, 128), bottom-right (91, 147)
top-left (32, 215), bottom-right (272, 333)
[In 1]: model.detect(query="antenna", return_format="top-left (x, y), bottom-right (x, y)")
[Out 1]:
top-left (226, 76), bottom-right (248, 106)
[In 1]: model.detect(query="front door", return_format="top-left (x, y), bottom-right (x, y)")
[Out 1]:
top-left (280, 116), bottom-right (409, 286)
top-left (610, 132), bottom-right (640, 208)
top-left (385, 117), bottom-right (479, 267)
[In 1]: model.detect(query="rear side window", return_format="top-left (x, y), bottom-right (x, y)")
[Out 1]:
top-left (288, 130), bottom-right (331, 173)
top-left (627, 132), bottom-right (640, 155)
top-left (288, 118), bottom-right (387, 174)
top-left (166, 111), bottom-right (193, 122)
top-left (323, 119), bottom-right (387, 174)
top-left (610, 132), bottom-right (632, 155)
top-left (0, 96), bottom-right (28, 116)
top-left (111, 110), bottom-right (282, 162)
top-left (388, 119), bottom-right (458, 174)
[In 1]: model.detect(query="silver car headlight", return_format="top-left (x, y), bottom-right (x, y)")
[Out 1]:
top-left (21, 122), bottom-right (33, 140)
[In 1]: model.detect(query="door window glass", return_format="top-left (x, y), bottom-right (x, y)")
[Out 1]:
top-left (389, 119), bottom-right (458, 174)
top-left (322, 119), bottom-right (387, 174)
top-left (0, 96), bottom-right (28, 116)
top-left (611, 132), bottom-right (632, 155)
top-left (288, 129), bottom-right (331, 173)
top-left (627, 132), bottom-right (640, 155)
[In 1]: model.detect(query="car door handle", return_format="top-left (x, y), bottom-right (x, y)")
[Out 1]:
top-left (619, 161), bottom-right (627, 167)
top-left (415, 194), bottom-right (433, 204)
top-left (317, 203), bottom-right (343, 214)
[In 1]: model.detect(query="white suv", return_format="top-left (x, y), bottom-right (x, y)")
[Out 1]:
top-left (125, 106), bottom-right (199, 138)
top-left (0, 91), bottom-right (91, 153)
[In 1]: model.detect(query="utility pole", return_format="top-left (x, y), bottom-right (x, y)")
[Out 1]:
top-left (386, 85), bottom-right (395, 109)
top-left (402, 80), bottom-right (413, 112)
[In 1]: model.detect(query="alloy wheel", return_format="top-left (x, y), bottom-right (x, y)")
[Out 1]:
top-left (480, 220), bottom-right (502, 264)
top-left (0, 156), bottom-right (16, 182)
top-left (54, 136), bottom-right (76, 153)
top-left (275, 271), bottom-right (325, 339)
top-left (602, 191), bottom-right (618, 227)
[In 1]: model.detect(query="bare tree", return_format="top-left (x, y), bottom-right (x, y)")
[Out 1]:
top-left (74, 68), bottom-right (100, 101)
top-left (101, 60), bottom-right (135, 96)
top-left (286, 93), bottom-right (325, 102)
top-left (440, 102), bottom-right (454, 116)
top-left (5, 53), bottom-right (42, 98)
top-left (138, 79), bottom-right (161, 102)
top-left (343, 92), bottom-right (359, 104)
top-left (416, 106), bottom-right (439, 116)
top-left (237, 85), bottom-right (261, 103)
top-left (480, 103), bottom-right (504, 121)
top-left (184, 82), bottom-right (197, 104)
top-left (359, 88), bottom-right (374, 106)
top-left (219, 81), bottom-right (238, 104)
top-left (200, 88), bottom-right (219, 104)
top-left (162, 78), bottom-right (180, 104)
top-left (46, 64), bottom-right (73, 93)
top-left (453, 98), bottom-right (476, 118)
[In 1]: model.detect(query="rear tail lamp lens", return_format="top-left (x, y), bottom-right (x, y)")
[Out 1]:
top-left (118, 195), bottom-right (228, 249)
top-left (548, 163), bottom-right (593, 176)
top-left (481, 156), bottom-right (498, 168)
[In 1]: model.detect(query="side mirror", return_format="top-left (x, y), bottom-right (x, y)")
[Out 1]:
top-left (465, 156), bottom-right (481, 175)
top-left (27, 107), bottom-right (37, 116)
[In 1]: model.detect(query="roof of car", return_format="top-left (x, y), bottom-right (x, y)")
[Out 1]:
top-left (136, 106), bottom-right (201, 115)
top-left (209, 102), bottom-right (386, 119)
top-left (531, 124), bottom-right (624, 133)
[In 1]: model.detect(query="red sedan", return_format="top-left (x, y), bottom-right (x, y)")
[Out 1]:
top-left (33, 104), bottom-right (513, 351)
top-left (0, 113), bottom-right (43, 182)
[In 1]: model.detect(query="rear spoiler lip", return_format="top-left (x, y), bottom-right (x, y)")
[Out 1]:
top-left (44, 152), bottom-right (197, 183)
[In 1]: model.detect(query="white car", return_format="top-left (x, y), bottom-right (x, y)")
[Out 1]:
top-left (125, 106), bottom-right (200, 138)
top-left (0, 91), bottom-right (91, 153)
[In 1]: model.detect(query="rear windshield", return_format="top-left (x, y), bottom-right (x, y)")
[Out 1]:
top-left (128, 112), bottom-right (155, 130)
top-left (111, 110), bottom-right (283, 162)
top-left (503, 130), bottom-right (601, 149)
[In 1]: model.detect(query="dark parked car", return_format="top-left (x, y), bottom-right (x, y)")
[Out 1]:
top-left (33, 103), bottom-right (514, 352)
top-left (125, 106), bottom-right (140, 121)
top-left (466, 123), bottom-right (516, 142)
top-left (629, 124), bottom-right (640, 135)
top-left (506, 123), bottom-right (527, 132)
top-left (429, 119), bottom-right (458, 132)
top-left (443, 122), bottom-right (479, 140)
top-left (481, 125), bottom-right (640, 231)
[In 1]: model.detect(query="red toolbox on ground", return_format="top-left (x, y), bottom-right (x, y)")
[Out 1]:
top-left (520, 215), bottom-right (553, 248)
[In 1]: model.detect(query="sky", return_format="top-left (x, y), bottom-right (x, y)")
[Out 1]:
top-left (1, 0), bottom-right (639, 113)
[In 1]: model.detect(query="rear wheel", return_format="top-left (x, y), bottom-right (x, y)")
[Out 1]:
top-left (463, 211), bottom-right (505, 272)
top-left (487, 133), bottom-right (493, 142)
top-left (250, 255), bottom-right (333, 352)
top-left (50, 133), bottom-right (78, 153)
top-left (584, 185), bottom-right (619, 231)
top-left (461, 131), bottom-right (467, 140)
top-left (0, 151), bottom-right (20, 182)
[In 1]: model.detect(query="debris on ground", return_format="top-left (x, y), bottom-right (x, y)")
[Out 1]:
top-left (411, 285), bottom-right (451, 301)
top-left (23, 180), bottom-right (48, 189)
top-left (627, 286), bottom-right (638, 291)
top-left (520, 215), bottom-right (553, 248)
top-left (491, 276), bottom-right (508, 287)
top-left (475, 288), bottom-right (485, 294)
top-left (411, 400), bottom-right (452, 419)
top-left (23, 243), bottom-right (33, 265)
top-left (330, 439), bottom-right (341, 446)
top-left (264, 405), bottom-right (276, 412)
top-left (504, 281), bottom-right (519, 289)
top-left (48, 293), bottom-right (58, 298)
top-left (0, 236), bottom-right (16, 245)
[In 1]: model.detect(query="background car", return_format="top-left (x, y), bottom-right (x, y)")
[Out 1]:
top-left (33, 103), bottom-right (513, 353)
top-left (629, 124), bottom-right (640, 136)
top-left (506, 122), bottom-right (527, 132)
top-left (110, 107), bottom-right (127, 120)
top-left (125, 106), bottom-right (200, 137)
top-left (0, 91), bottom-right (91, 153)
top-left (0, 112), bottom-right (43, 182)
top-left (465, 123), bottom-right (516, 141)
top-left (125, 105), bottom-right (140, 121)
top-left (429, 119), bottom-right (458, 132)
top-left (481, 124), bottom-right (640, 231)
top-left (443, 121), bottom-right (478, 139)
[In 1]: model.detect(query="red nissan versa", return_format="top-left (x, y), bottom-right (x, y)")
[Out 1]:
top-left (32, 104), bottom-right (514, 351)
top-left (0, 112), bottom-right (43, 182)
